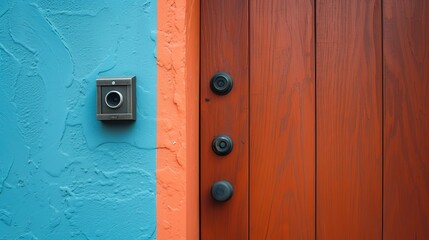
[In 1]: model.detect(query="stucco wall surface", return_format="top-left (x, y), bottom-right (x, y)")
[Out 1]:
top-left (157, 0), bottom-right (199, 239)
top-left (0, 0), bottom-right (157, 239)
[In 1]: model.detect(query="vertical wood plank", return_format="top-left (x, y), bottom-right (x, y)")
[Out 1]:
top-left (200, 0), bottom-right (249, 239)
top-left (316, 1), bottom-right (382, 239)
top-left (249, 0), bottom-right (315, 239)
top-left (384, 1), bottom-right (429, 239)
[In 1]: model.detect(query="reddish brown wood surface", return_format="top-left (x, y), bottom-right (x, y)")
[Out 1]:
top-left (200, 0), bottom-right (249, 239)
top-left (249, 0), bottom-right (315, 239)
top-left (316, 1), bottom-right (382, 239)
top-left (383, 1), bottom-right (429, 239)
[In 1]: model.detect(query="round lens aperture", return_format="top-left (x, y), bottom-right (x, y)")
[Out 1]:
top-left (105, 90), bottom-right (124, 109)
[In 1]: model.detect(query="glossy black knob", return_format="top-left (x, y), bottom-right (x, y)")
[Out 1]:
top-left (211, 180), bottom-right (233, 202)
top-left (210, 72), bottom-right (233, 95)
top-left (212, 135), bottom-right (233, 156)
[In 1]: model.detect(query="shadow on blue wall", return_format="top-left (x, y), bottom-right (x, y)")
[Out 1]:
top-left (0, 0), bottom-right (157, 239)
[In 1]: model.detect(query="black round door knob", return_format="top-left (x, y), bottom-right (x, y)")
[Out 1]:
top-left (212, 135), bottom-right (233, 156)
top-left (211, 180), bottom-right (234, 202)
top-left (210, 72), bottom-right (233, 95)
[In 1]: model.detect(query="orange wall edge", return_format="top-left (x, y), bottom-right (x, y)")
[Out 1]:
top-left (157, 0), bottom-right (200, 239)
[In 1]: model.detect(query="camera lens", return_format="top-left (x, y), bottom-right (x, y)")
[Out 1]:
top-left (105, 90), bottom-right (123, 109)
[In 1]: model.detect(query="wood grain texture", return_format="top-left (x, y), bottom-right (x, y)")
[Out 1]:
top-left (249, 0), bottom-right (315, 239)
top-left (200, 0), bottom-right (249, 239)
top-left (383, 1), bottom-right (429, 239)
top-left (316, 1), bottom-right (382, 239)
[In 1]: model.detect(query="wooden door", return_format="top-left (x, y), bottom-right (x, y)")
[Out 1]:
top-left (316, 1), bottom-right (382, 238)
top-left (200, 0), bottom-right (429, 239)
top-left (249, 0), bottom-right (315, 239)
top-left (383, 0), bottom-right (429, 238)
top-left (200, 0), bottom-right (249, 239)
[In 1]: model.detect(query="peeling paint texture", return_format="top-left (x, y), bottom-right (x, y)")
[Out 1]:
top-left (0, 0), bottom-right (157, 239)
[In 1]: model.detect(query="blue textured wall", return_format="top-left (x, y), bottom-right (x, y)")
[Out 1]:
top-left (0, 0), bottom-right (157, 239)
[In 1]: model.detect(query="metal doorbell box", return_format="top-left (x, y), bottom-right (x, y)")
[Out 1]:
top-left (96, 76), bottom-right (136, 121)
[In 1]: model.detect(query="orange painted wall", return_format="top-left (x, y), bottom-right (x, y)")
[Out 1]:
top-left (157, 0), bottom-right (200, 239)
